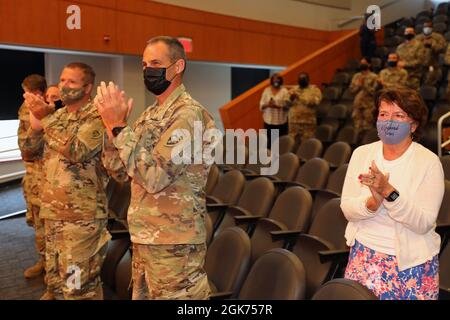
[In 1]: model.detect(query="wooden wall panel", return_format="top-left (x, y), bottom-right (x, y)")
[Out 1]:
top-left (115, 11), bottom-right (165, 55)
top-left (0, 0), bottom-right (356, 67)
top-left (219, 30), bottom-right (360, 131)
top-left (0, 0), bottom-right (59, 47)
top-left (239, 32), bottom-right (273, 65)
top-left (69, 0), bottom-right (116, 9)
top-left (59, 1), bottom-right (117, 53)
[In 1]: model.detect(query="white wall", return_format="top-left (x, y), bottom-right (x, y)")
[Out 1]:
top-left (44, 52), bottom-right (235, 129)
top-left (154, 0), bottom-right (427, 30)
top-left (44, 53), bottom-right (122, 90)
top-left (182, 62), bottom-right (232, 131)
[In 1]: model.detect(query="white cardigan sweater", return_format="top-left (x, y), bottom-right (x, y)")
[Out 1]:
top-left (340, 141), bottom-right (444, 271)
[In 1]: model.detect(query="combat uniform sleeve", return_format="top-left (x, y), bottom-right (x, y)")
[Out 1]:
top-left (434, 34), bottom-right (447, 53)
top-left (311, 86), bottom-right (322, 106)
top-left (349, 74), bottom-right (361, 94)
top-left (400, 69), bottom-right (409, 86)
top-left (364, 74), bottom-right (378, 95)
top-left (259, 87), bottom-right (270, 111)
top-left (41, 113), bottom-right (105, 163)
top-left (445, 44), bottom-right (450, 65)
top-left (415, 42), bottom-right (427, 66)
top-left (113, 109), bottom-right (200, 194)
top-left (101, 135), bottom-right (130, 183)
top-left (279, 87), bottom-right (290, 107)
top-left (21, 127), bottom-right (45, 161)
top-left (18, 104), bottom-right (43, 161)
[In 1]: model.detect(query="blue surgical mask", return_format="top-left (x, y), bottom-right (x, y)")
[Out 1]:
top-left (376, 120), bottom-right (412, 145)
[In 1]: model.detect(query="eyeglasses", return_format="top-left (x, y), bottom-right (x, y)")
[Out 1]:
top-left (378, 111), bottom-right (410, 121)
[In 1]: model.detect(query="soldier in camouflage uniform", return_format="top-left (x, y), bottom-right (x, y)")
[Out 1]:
top-left (288, 72), bottom-right (322, 142)
top-left (396, 27), bottom-right (426, 90)
top-left (97, 36), bottom-right (217, 300)
top-left (350, 58), bottom-right (379, 130)
top-left (18, 75), bottom-right (48, 279)
top-left (22, 62), bottom-right (110, 300)
top-left (415, 22), bottom-right (447, 68)
top-left (378, 53), bottom-right (408, 89)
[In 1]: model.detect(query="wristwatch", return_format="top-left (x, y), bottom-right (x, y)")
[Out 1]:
top-left (385, 189), bottom-right (400, 202)
top-left (112, 126), bottom-right (126, 137)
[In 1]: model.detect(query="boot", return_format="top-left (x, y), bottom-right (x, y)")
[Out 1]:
top-left (39, 291), bottom-right (56, 300)
top-left (24, 259), bottom-right (44, 279)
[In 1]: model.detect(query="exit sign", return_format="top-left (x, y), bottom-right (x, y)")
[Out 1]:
top-left (178, 37), bottom-right (193, 53)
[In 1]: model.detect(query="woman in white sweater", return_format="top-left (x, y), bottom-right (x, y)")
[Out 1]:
top-left (341, 87), bottom-right (444, 300)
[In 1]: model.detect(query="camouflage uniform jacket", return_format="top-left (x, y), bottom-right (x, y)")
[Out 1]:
top-left (18, 102), bottom-right (47, 207)
top-left (415, 32), bottom-right (447, 66)
top-left (102, 84), bottom-right (217, 245)
top-left (350, 71), bottom-right (378, 100)
top-left (288, 85), bottom-right (322, 123)
top-left (378, 67), bottom-right (409, 89)
top-left (22, 102), bottom-right (108, 221)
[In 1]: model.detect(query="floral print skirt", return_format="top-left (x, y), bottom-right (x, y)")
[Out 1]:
top-left (344, 240), bottom-right (439, 300)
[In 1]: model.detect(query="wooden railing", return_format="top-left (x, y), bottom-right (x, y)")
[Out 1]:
top-left (219, 29), bottom-right (361, 130)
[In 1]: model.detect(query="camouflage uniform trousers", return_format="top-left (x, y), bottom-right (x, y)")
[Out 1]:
top-left (352, 94), bottom-right (375, 130)
top-left (288, 105), bottom-right (317, 142)
top-left (31, 205), bottom-right (45, 262)
top-left (44, 219), bottom-right (110, 300)
top-left (405, 67), bottom-right (422, 90)
top-left (131, 243), bottom-right (210, 300)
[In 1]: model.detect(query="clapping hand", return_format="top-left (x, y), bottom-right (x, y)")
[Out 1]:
top-left (94, 81), bottom-right (133, 136)
top-left (23, 92), bottom-right (52, 120)
top-left (359, 161), bottom-right (393, 211)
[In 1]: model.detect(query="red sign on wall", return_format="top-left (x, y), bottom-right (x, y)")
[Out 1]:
top-left (178, 37), bottom-right (193, 53)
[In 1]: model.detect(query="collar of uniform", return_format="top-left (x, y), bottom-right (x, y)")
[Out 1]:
top-left (150, 84), bottom-right (186, 121)
top-left (65, 100), bottom-right (93, 121)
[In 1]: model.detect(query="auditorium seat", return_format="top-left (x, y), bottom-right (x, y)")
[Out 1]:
top-left (310, 164), bottom-right (348, 218)
top-left (206, 227), bottom-right (251, 299)
top-left (312, 278), bottom-right (377, 300)
top-left (206, 165), bottom-right (220, 196)
top-left (236, 249), bottom-right (306, 300)
top-left (246, 187), bottom-right (313, 264)
top-left (101, 238), bottom-right (131, 299)
top-left (206, 169), bottom-right (246, 226)
top-left (275, 157), bottom-right (329, 191)
top-left (277, 135), bottom-right (295, 155)
top-left (440, 156), bottom-right (450, 180)
top-left (114, 250), bottom-right (132, 300)
top-left (323, 141), bottom-right (351, 169)
top-left (212, 177), bottom-right (275, 236)
top-left (296, 138), bottom-right (323, 163)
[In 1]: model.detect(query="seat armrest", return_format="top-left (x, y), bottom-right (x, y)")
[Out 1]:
top-left (206, 203), bottom-right (230, 212)
top-left (318, 249), bottom-right (350, 264)
top-left (209, 291), bottom-right (234, 300)
top-left (270, 230), bottom-right (303, 242)
top-left (206, 195), bottom-right (222, 204)
top-left (110, 229), bottom-right (130, 240)
top-left (234, 215), bottom-right (264, 225)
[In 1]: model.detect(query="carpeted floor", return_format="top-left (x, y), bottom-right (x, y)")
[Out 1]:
top-left (0, 216), bottom-right (45, 300)
top-left (0, 180), bottom-right (26, 218)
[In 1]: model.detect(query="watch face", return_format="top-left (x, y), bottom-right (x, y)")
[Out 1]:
top-left (388, 190), bottom-right (399, 201)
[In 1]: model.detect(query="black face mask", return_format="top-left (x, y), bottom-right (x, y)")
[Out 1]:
top-left (387, 61), bottom-right (397, 68)
top-left (360, 64), bottom-right (369, 71)
top-left (143, 62), bottom-right (176, 95)
top-left (298, 78), bottom-right (309, 88)
top-left (54, 99), bottom-right (64, 110)
top-left (405, 34), bottom-right (415, 41)
top-left (271, 80), bottom-right (282, 88)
